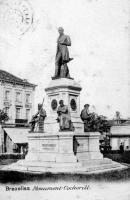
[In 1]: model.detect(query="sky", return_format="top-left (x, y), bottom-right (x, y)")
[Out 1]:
top-left (0, 0), bottom-right (129, 118)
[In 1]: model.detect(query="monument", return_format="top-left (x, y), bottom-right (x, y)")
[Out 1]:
top-left (3, 28), bottom-right (126, 173)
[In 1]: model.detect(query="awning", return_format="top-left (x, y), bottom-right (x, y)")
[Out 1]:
top-left (4, 128), bottom-right (29, 144)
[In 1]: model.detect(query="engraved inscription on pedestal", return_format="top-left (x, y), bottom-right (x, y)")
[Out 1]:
top-left (39, 139), bottom-right (58, 152)
top-left (42, 143), bottom-right (57, 151)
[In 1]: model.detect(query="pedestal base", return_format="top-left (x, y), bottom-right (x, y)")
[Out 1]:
top-left (25, 132), bottom-right (78, 163)
top-left (2, 131), bottom-right (127, 174)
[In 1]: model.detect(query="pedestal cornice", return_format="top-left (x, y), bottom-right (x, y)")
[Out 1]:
top-left (45, 78), bottom-right (82, 92)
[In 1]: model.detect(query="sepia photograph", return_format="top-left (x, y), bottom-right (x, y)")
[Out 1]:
top-left (0, 0), bottom-right (130, 199)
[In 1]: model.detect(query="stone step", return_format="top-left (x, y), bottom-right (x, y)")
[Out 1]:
top-left (2, 161), bottom-right (125, 174)
top-left (80, 158), bottom-right (113, 166)
top-left (17, 160), bottom-right (82, 168)
top-left (26, 153), bottom-right (78, 163)
top-left (4, 158), bottom-right (124, 173)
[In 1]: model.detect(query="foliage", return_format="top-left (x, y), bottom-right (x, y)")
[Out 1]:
top-left (0, 109), bottom-right (9, 123)
top-left (84, 112), bottom-right (111, 133)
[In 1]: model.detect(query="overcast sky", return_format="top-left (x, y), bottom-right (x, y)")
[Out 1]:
top-left (0, 0), bottom-right (129, 118)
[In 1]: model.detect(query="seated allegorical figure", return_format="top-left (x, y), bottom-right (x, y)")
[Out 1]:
top-left (80, 104), bottom-right (91, 132)
top-left (80, 104), bottom-right (97, 132)
top-left (57, 100), bottom-right (74, 131)
top-left (29, 103), bottom-right (47, 132)
top-left (80, 104), bottom-right (111, 133)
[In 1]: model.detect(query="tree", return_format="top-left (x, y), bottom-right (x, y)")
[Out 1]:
top-left (0, 109), bottom-right (9, 124)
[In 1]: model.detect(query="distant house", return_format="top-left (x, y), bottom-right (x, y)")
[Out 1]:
top-left (0, 69), bottom-right (37, 154)
top-left (110, 123), bottom-right (130, 150)
top-left (0, 69), bottom-right (37, 124)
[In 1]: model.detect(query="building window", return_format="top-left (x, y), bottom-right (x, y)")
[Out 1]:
top-left (16, 108), bottom-right (21, 119)
top-left (26, 109), bottom-right (30, 121)
top-left (16, 92), bottom-right (21, 102)
top-left (5, 90), bottom-right (10, 101)
top-left (26, 94), bottom-right (30, 103)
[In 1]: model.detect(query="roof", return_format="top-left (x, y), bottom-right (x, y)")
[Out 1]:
top-left (4, 128), bottom-right (29, 144)
top-left (0, 69), bottom-right (37, 88)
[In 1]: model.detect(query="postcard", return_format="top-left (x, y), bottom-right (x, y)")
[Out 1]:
top-left (0, 0), bottom-right (130, 199)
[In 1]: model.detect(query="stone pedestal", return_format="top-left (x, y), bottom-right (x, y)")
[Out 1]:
top-left (4, 130), bottom-right (125, 173)
top-left (25, 132), bottom-right (102, 164)
top-left (74, 132), bottom-right (103, 161)
top-left (44, 78), bottom-right (84, 134)
top-left (25, 132), bottom-right (77, 163)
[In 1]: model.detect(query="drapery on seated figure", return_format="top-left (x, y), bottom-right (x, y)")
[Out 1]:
top-left (57, 100), bottom-right (74, 131)
top-left (54, 27), bottom-right (73, 79)
top-left (29, 103), bottom-right (46, 132)
top-left (80, 104), bottom-right (91, 132)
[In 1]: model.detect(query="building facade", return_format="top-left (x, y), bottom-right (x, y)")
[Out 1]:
top-left (0, 70), bottom-right (36, 124)
top-left (110, 124), bottom-right (130, 150)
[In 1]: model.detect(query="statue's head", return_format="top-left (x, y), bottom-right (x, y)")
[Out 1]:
top-left (59, 100), bottom-right (64, 106)
top-left (58, 27), bottom-right (64, 35)
top-left (84, 104), bottom-right (89, 109)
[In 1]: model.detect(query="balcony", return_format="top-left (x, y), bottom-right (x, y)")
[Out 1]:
top-left (15, 119), bottom-right (28, 127)
top-left (25, 103), bottom-right (32, 108)
top-left (4, 99), bottom-right (12, 107)
top-left (15, 101), bottom-right (23, 107)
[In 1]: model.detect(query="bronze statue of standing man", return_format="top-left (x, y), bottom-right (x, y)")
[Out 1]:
top-left (54, 27), bottom-right (73, 78)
